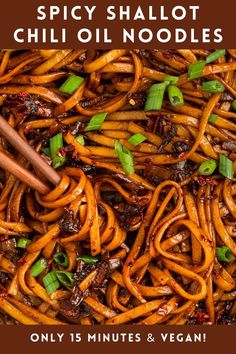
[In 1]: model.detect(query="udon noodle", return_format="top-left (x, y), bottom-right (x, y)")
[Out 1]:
top-left (0, 49), bottom-right (236, 325)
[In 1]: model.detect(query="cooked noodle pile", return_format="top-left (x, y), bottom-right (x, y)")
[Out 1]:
top-left (0, 49), bottom-right (236, 325)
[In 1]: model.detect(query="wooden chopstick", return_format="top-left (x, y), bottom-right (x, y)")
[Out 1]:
top-left (0, 150), bottom-right (50, 194)
top-left (0, 115), bottom-right (60, 186)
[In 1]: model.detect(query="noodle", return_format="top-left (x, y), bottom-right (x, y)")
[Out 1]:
top-left (0, 48), bottom-right (236, 325)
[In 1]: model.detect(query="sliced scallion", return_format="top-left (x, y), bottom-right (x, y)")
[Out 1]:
top-left (55, 271), bottom-right (75, 287)
top-left (42, 147), bottom-right (50, 155)
top-left (49, 133), bottom-right (66, 169)
top-left (219, 154), bottom-right (234, 179)
top-left (201, 80), bottom-right (225, 93)
top-left (78, 255), bottom-right (100, 264)
top-left (84, 112), bottom-right (107, 132)
top-left (144, 82), bottom-right (167, 111)
top-left (45, 282), bottom-right (60, 295)
top-left (198, 160), bottom-right (217, 176)
top-left (216, 246), bottom-right (234, 262)
top-left (168, 85), bottom-right (184, 106)
top-left (164, 75), bottom-right (179, 85)
top-left (31, 257), bottom-right (48, 277)
top-left (232, 99), bottom-right (236, 111)
top-left (209, 114), bottom-right (218, 123)
top-left (59, 75), bottom-right (84, 95)
top-left (206, 50), bottom-right (226, 64)
top-left (188, 60), bottom-right (206, 80)
top-left (53, 252), bottom-right (69, 268)
top-left (42, 271), bottom-right (60, 295)
top-left (16, 238), bottom-right (31, 249)
top-left (75, 135), bottom-right (85, 146)
top-left (128, 133), bottom-right (146, 146)
top-left (115, 140), bottom-right (134, 175)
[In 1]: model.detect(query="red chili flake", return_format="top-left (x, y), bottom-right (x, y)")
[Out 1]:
top-left (196, 310), bottom-right (209, 323)
top-left (24, 126), bottom-right (32, 135)
top-left (19, 92), bottom-right (29, 100)
top-left (205, 177), bottom-right (218, 186)
top-left (58, 147), bottom-right (67, 158)
top-left (197, 176), bottom-right (206, 186)
top-left (0, 236), bottom-right (9, 242)
top-left (197, 175), bottom-right (218, 186)
top-left (48, 258), bottom-right (53, 265)
top-left (18, 258), bottom-right (26, 266)
top-left (72, 150), bottom-right (80, 160)
top-left (0, 290), bottom-right (7, 300)
top-left (178, 152), bottom-right (187, 159)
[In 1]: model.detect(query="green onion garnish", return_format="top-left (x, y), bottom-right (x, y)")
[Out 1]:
top-left (78, 255), bottom-right (100, 264)
top-left (45, 281), bottom-right (60, 295)
top-left (216, 246), bottom-right (234, 262)
top-left (188, 60), bottom-right (206, 80)
top-left (219, 154), bottom-right (234, 179)
top-left (42, 270), bottom-right (75, 294)
top-left (31, 257), bottom-right (48, 277)
top-left (144, 82), bottom-right (168, 111)
top-left (198, 160), bottom-right (217, 176)
top-left (206, 50), bottom-right (226, 64)
top-left (59, 75), bottom-right (84, 95)
top-left (164, 75), bottom-right (179, 85)
top-left (55, 271), bottom-right (75, 288)
top-left (84, 112), bottom-right (108, 132)
top-left (42, 271), bottom-right (60, 295)
top-left (42, 147), bottom-right (50, 155)
top-left (232, 99), bottom-right (236, 111)
top-left (53, 252), bottom-right (69, 268)
top-left (16, 238), bottom-right (31, 249)
top-left (128, 133), bottom-right (146, 146)
top-left (76, 135), bottom-right (85, 146)
top-left (201, 80), bottom-right (225, 93)
top-left (115, 140), bottom-right (134, 175)
top-left (49, 133), bottom-right (66, 169)
top-left (168, 85), bottom-right (184, 106)
top-left (209, 114), bottom-right (218, 123)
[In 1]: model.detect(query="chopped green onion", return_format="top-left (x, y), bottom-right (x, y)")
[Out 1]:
top-left (78, 255), bottom-right (100, 264)
top-left (216, 246), bottom-right (234, 262)
top-left (201, 80), bottom-right (225, 93)
top-left (144, 82), bottom-right (167, 111)
top-left (209, 114), bottom-right (218, 123)
top-left (16, 238), bottom-right (31, 249)
top-left (59, 75), bottom-right (84, 95)
top-left (42, 147), bottom-right (50, 155)
top-left (206, 50), bottom-right (226, 64)
top-left (164, 75), bottom-right (179, 85)
top-left (53, 252), bottom-right (69, 268)
top-left (219, 154), bottom-right (234, 179)
top-left (55, 271), bottom-right (75, 287)
top-left (198, 160), bottom-right (217, 176)
top-left (232, 99), bottom-right (236, 111)
top-left (75, 135), bottom-right (85, 146)
top-left (43, 270), bottom-right (75, 293)
top-left (115, 140), bottom-right (134, 175)
top-left (188, 60), bottom-right (206, 80)
top-left (84, 112), bottom-right (108, 132)
top-left (128, 133), bottom-right (146, 146)
top-left (168, 85), bottom-right (184, 106)
top-left (42, 271), bottom-right (60, 295)
top-left (49, 133), bottom-right (66, 169)
top-left (43, 272), bottom-right (57, 287)
top-left (31, 258), bottom-right (48, 277)
top-left (45, 281), bottom-right (60, 295)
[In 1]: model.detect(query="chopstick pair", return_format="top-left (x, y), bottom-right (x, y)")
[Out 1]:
top-left (0, 115), bottom-right (61, 194)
